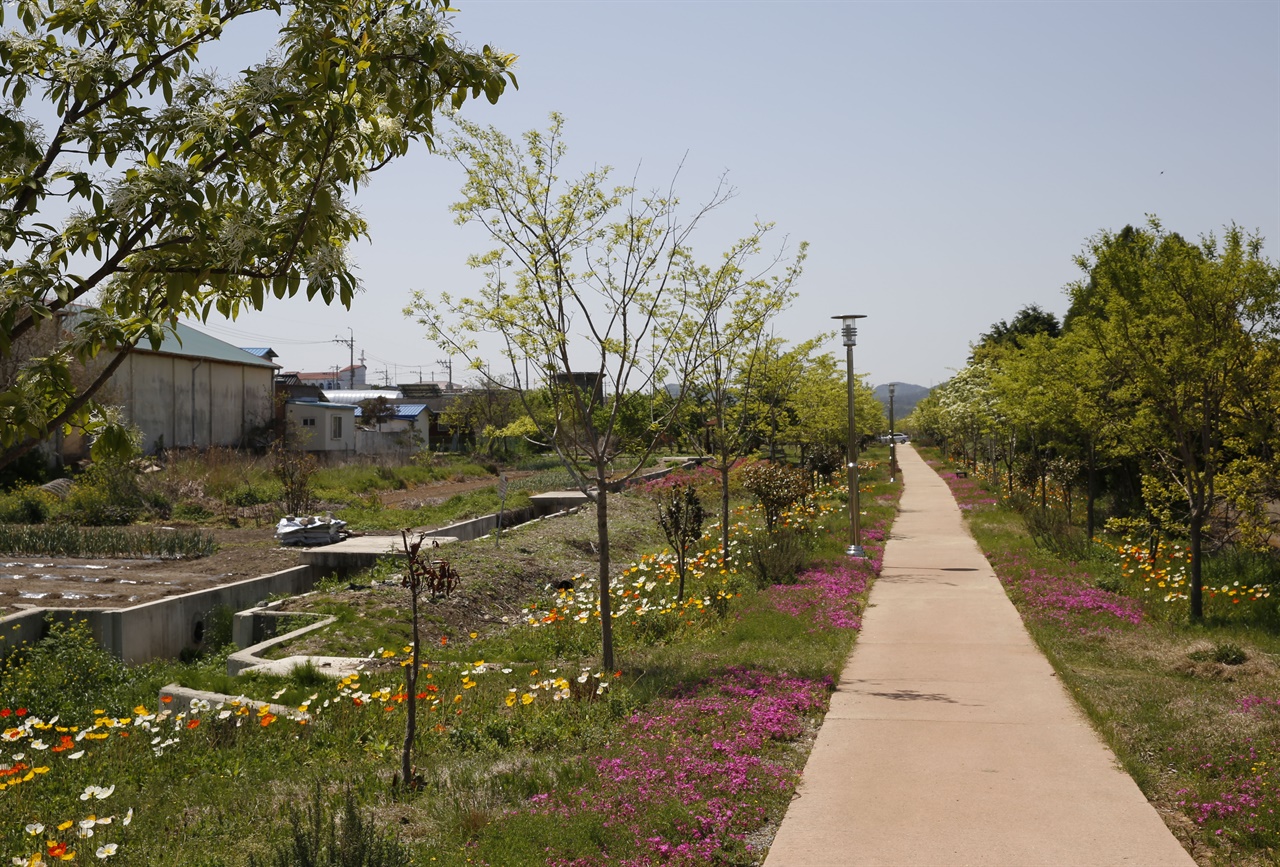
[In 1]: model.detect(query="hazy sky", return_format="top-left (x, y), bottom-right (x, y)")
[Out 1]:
top-left (192, 0), bottom-right (1280, 390)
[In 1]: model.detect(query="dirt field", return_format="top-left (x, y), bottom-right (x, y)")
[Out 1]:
top-left (0, 474), bottom-right (526, 616)
top-left (0, 527), bottom-right (309, 614)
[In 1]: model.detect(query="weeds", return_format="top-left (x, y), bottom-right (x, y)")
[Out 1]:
top-left (249, 786), bottom-right (408, 867)
top-left (0, 523), bottom-right (215, 559)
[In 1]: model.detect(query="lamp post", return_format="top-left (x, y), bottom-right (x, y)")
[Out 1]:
top-left (833, 314), bottom-right (867, 558)
top-left (888, 382), bottom-right (898, 482)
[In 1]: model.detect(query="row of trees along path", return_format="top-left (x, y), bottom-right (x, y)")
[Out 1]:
top-left (764, 444), bottom-right (1194, 866)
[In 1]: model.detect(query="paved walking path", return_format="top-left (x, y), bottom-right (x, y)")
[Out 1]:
top-left (764, 445), bottom-right (1194, 866)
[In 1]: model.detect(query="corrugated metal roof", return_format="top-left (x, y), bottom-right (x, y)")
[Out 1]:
top-left (353, 404), bottom-right (428, 420)
top-left (286, 399), bottom-right (355, 411)
top-left (58, 307), bottom-right (279, 369)
top-left (149, 324), bottom-right (280, 368)
top-left (322, 390), bottom-right (403, 404)
top-left (240, 347), bottom-right (278, 359)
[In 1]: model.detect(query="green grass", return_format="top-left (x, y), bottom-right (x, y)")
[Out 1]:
top-left (335, 488), bottom-right (532, 532)
top-left (312, 458), bottom-right (494, 501)
top-left (0, 461), bottom-right (899, 865)
top-left (925, 448), bottom-right (1280, 865)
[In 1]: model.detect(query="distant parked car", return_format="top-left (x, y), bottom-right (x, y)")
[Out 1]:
top-left (879, 432), bottom-right (910, 444)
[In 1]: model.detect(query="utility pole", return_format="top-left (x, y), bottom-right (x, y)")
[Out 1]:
top-left (436, 356), bottom-right (453, 391)
top-left (333, 328), bottom-right (355, 389)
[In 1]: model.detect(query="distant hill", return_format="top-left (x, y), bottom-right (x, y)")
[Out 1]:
top-left (872, 383), bottom-right (931, 425)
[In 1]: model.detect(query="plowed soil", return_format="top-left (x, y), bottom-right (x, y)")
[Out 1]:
top-left (0, 473), bottom-right (528, 616)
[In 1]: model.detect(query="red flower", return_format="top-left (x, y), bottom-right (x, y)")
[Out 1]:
top-left (48, 841), bottom-right (68, 857)
top-left (15, 708), bottom-right (26, 716)
top-left (186, 719), bottom-right (200, 729)
top-left (0, 709), bottom-right (10, 717)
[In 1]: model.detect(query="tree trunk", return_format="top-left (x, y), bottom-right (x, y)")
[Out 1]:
top-left (402, 589), bottom-right (419, 786)
top-left (1189, 506), bottom-right (1204, 622)
top-left (596, 474), bottom-right (614, 671)
top-left (720, 462), bottom-right (731, 561)
top-left (1086, 440), bottom-right (1096, 542)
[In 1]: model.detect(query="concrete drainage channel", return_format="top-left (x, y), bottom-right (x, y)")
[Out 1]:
top-left (2, 462), bottom-right (697, 710)
top-left (0, 491), bottom-right (591, 664)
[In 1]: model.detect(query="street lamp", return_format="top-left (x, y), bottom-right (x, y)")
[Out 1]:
top-left (832, 314), bottom-right (867, 559)
top-left (888, 382), bottom-right (898, 482)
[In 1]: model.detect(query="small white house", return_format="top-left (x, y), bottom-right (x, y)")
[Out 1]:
top-left (284, 399), bottom-right (356, 455)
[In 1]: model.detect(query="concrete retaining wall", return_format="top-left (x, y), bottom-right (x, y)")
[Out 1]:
top-left (434, 506), bottom-right (535, 542)
top-left (0, 565), bottom-right (314, 664)
top-left (0, 608), bottom-right (49, 658)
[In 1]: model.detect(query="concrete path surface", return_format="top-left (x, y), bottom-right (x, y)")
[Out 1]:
top-left (763, 445), bottom-right (1194, 867)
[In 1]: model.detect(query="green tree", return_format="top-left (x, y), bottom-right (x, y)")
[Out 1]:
top-left (357, 396), bottom-right (395, 429)
top-left (788, 348), bottom-right (884, 459)
top-left (406, 114), bottom-right (735, 671)
top-left (440, 377), bottom-right (522, 454)
top-left (0, 0), bottom-right (515, 470)
top-left (1067, 219), bottom-right (1280, 621)
top-left (657, 483), bottom-right (704, 602)
top-left (972, 303), bottom-right (1061, 358)
top-left (669, 226), bottom-right (803, 558)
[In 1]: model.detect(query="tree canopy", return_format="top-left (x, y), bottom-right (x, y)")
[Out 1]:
top-left (407, 113), bottom-right (805, 669)
top-left (0, 0), bottom-right (516, 469)
top-left (911, 218), bottom-right (1280, 622)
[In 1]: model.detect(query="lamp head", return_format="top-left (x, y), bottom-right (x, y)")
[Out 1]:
top-left (832, 314), bottom-right (867, 347)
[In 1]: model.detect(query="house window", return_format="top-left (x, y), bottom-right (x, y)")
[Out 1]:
top-left (301, 417), bottom-right (316, 427)
top-left (331, 415), bottom-right (343, 440)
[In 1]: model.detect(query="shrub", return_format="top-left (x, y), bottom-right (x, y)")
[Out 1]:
top-left (741, 462), bottom-right (810, 532)
top-left (273, 438), bottom-right (317, 516)
top-left (0, 618), bottom-right (133, 719)
top-left (60, 481), bottom-right (138, 525)
top-left (249, 785), bottom-right (409, 867)
top-left (1187, 642), bottom-right (1249, 666)
top-left (657, 483), bottom-right (704, 600)
top-left (173, 501), bottom-right (214, 521)
top-left (0, 485), bottom-right (56, 524)
top-left (1022, 506), bottom-right (1094, 561)
top-left (746, 526), bottom-right (815, 588)
top-left (802, 443), bottom-right (844, 480)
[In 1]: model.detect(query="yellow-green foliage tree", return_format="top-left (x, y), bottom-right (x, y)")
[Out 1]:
top-left (1067, 219), bottom-right (1280, 621)
top-left (407, 113), bottom-right (739, 671)
top-left (0, 0), bottom-right (515, 470)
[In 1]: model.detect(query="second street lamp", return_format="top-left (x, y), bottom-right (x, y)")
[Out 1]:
top-left (888, 382), bottom-right (898, 482)
top-left (833, 314), bottom-right (867, 559)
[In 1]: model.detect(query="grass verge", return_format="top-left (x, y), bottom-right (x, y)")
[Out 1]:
top-left (926, 450), bottom-right (1280, 866)
top-left (0, 459), bottom-right (899, 866)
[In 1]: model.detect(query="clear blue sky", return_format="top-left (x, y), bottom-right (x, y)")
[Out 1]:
top-left (195, 0), bottom-right (1280, 390)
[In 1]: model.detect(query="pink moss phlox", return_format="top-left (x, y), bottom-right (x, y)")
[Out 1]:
top-left (527, 668), bottom-right (830, 865)
top-left (937, 471), bottom-right (998, 509)
top-left (987, 551), bottom-right (1143, 630)
top-left (1237, 695), bottom-right (1280, 715)
top-left (763, 561), bottom-right (872, 630)
top-left (636, 461), bottom-right (743, 495)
